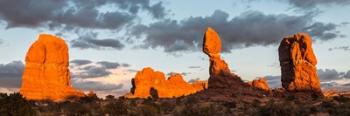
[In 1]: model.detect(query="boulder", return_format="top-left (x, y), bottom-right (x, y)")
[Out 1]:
top-left (129, 67), bottom-right (206, 98)
top-left (248, 78), bottom-right (270, 91)
top-left (278, 33), bottom-right (321, 94)
top-left (20, 34), bottom-right (84, 101)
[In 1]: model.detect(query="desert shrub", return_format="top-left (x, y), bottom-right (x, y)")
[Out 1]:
top-left (223, 101), bottom-right (236, 108)
top-left (322, 100), bottom-right (350, 115)
top-left (103, 99), bottom-right (128, 115)
top-left (139, 104), bottom-right (161, 116)
top-left (333, 95), bottom-right (350, 102)
top-left (176, 103), bottom-right (227, 116)
top-left (78, 94), bottom-right (100, 103)
top-left (160, 100), bottom-right (175, 113)
top-left (258, 100), bottom-right (312, 116)
top-left (0, 93), bottom-right (36, 116)
top-left (105, 95), bottom-right (115, 101)
top-left (59, 101), bottom-right (91, 115)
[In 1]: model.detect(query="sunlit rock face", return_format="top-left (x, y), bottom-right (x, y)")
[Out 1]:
top-left (248, 78), bottom-right (270, 91)
top-left (278, 33), bottom-right (321, 94)
top-left (202, 27), bottom-right (244, 89)
top-left (20, 34), bottom-right (84, 101)
top-left (129, 67), bottom-right (206, 98)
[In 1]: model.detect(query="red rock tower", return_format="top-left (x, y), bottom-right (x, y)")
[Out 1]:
top-left (278, 33), bottom-right (321, 94)
top-left (20, 34), bottom-right (84, 101)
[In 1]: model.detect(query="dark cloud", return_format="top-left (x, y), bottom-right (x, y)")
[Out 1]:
top-left (0, 0), bottom-right (166, 29)
top-left (317, 69), bottom-right (344, 81)
top-left (329, 46), bottom-right (350, 51)
top-left (0, 77), bottom-right (21, 88)
top-left (71, 33), bottom-right (124, 50)
top-left (70, 60), bottom-right (130, 78)
top-left (167, 72), bottom-right (191, 77)
top-left (0, 61), bottom-right (24, 88)
top-left (0, 39), bottom-right (3, 45)
top-left (130, 10), bottom-right (341, 53)
top-left (265, 76), bottom-right (281, 88)
top-left (344, 71), bottom-right (350, 79)
top-left (0, 61), bottom-right (24, 78)
top-left (122, 63), bottom-right (130, 67)
top-left (304, 22), bottom-right (339, 41)
top-left (70, 59), bottom-right (93, 66)
top-left (285, 0), bottom-right (350, 9)
top-left (321, 82), bottom-right (340, 88)
top-left (73, 80), bottom-right (123, 91)
top-left (97, 61), bottom-right (120, 69)
top-left (188, 66), bottom-right (201, 69)
top-left (75, 66), bottom-right (111, 78)
top-left (188, 78), bottom-right (200, 83)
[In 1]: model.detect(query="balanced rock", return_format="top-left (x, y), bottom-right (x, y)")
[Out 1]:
top-left (20, 34), bottom-right (84, 101)
top-left (278, 33), bottom-right (321, 93)
top-left (203, 27), bottom-right (244, 89)
top-left (130, 67), bottom-right (206, 98)
top-left (248, 78), bottom-right (270, 91)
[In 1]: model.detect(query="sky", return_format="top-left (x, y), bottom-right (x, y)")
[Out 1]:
top-left (0, 0), bottom-right (350, 97)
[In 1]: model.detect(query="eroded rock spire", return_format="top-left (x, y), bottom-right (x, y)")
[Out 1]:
top-left (20, 34), bottom-right (84, 101)
top-left (203, 27), bottom-right (244, 89)
top-left (278, 33), bottom-right (321, 94)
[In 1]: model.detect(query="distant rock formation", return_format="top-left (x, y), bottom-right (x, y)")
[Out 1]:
top-left (129, 67), bottom-right (207, 98)
top-left (278, 33), bottom-right (321, 94)
top-left (20, 34), bottom-right (84, 101)
top-left (248, 78), bottom-right (270, 91)
top-left (202, 27), bottom-right (245, 89)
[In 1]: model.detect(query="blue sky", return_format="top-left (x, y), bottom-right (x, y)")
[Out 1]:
top-left (0, 0), bottom-right (350, 96)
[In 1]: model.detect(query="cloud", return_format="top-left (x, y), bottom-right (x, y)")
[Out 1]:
top-left (130, 10), bottom-right (341, 53)
top-left (317, 69), bottom-right (344, 81)
top-left (72, 80), bottom-right (123, 91)
top-left (167, 72), bottom-right (191, 77)
top-left (78, 66), bottom-right (111, 78)
top-left (0, 61), bottom-right (24, 78)
top-left (265, 75), bottom-right (281, 88)
top-left (188, 78), bottom-right (200, 83)
top-left (71, 32), bottom-right (124, 50)
top-left (329, 46), bottom-right (350, 51)
top-left (188, 66), bottom-right (201, 69)
top-left (0, 39), bottom-right (2, 45)
top-left (284, 0), bottom-right (350, 9)
top-left (0, 61), bottom-right (24, 88)
top-left (303, 22), bottom-right (339, 41)
top-left (0, 0), bottom-right (166, 29)
top-left (97, 61), bottom-right (120, 69)
top-left (70, 59), bottom-right (93, 66)
top-left (69, 59), bottom-right (130, 78)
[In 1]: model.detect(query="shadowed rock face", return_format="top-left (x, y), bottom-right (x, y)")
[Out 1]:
top-left (202, 27), bottom-right (244, 89)
top-left (20, 34), bottom-right (84, 101)
top-left (278, 33), bottom-right (321, 94)
top-left (129, 67), bottom-right (206, 98)
top-left (248, 78), bottom-right (270, 91)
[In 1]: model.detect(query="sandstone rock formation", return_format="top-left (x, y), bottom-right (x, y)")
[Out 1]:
top-left (129, 67), bottom-right (206, 98)
top-left (20, 34), bottom-right (84, 101)
top-left (248, 78), bottom-right (270, 91)
top-left (278, 33), bottom-right (321, 94)
top-left (203, 27), bottom-right (245, 89)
